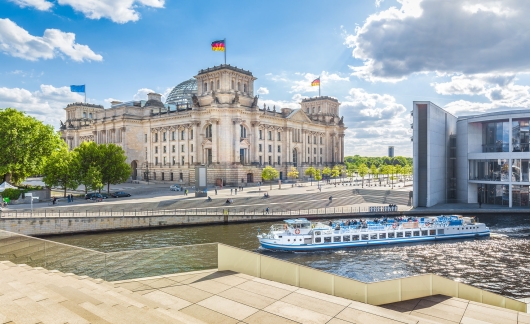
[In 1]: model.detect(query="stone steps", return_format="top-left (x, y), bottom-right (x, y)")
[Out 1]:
top-left (0, 260), bottom-right (208, 324)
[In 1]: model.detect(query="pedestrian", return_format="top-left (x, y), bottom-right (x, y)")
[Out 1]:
top-left (266, 207), bottom-right (269, 214)
top-left (185, 189), bottom-right (188, 196)
top-left (235, 188), bottom-right (238, 195)
top-left (230, 188), bottom-right (233, 195)
top-left (70, 194), bottom-right (74, 202)
top-left (215, 188), bottom-right (218, 195)
top-left (67, 195), bottom-right (71, 203)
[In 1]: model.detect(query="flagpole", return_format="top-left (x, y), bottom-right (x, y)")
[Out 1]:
top-left (319, 77), bottom-right (321, 97)
top-left (84, 84), bottom-right (86, 104)
top-left (224, 38), bottom-right (226, 65)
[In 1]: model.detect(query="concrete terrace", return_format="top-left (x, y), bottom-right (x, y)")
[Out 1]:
top-left (2, 260), bottom-right (529, 324)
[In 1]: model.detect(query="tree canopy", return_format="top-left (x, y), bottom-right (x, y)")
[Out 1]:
top-left (0, 108), bottom-right (63, 184)
top-left (287, 167), bottom-right (299, 179)
top-left (261, 166), bottom-right (279, 190)
top-left (42, 144), bottom-right (80, 197)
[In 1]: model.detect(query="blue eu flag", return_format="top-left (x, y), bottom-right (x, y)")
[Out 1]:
top-left (70, 85), bottom-right (85, 93)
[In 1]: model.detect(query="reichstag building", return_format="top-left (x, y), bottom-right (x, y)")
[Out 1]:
top-left (60, 65), bottom-right (346, 185)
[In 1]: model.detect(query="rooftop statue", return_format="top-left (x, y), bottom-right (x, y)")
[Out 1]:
top-left (192, 94), bottom-right (200, 108)
top-left (251, 95), bottom-right (258, 108)
top-left (232, 91), bottom-right (240, 104)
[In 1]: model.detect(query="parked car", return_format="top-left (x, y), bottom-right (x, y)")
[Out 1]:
top-left (85, 193), bottom-right (103, 200)
top-left (100, 193), bottom-right (109, 199)
top-left (111, 191), bottom-right (131, 198)
top-left (170, 184), bottom-right (182, 191)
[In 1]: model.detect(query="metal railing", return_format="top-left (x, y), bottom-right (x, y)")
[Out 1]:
top-left (0, 206), bottom-right (406, 218)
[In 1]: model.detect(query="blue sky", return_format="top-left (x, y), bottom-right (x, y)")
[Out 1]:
top-left (2, 0), bottom-right (530, 157)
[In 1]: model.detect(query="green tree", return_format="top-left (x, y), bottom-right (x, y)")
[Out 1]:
top-left (287, 167), bottom-right (299, 180)
top-left (304, 166), bottom-right (317, 185)
top-left (322, 167), bottom-right (331, 183)
top-left (100, 144), bottom-right (131, 193)
top-left (331, 165), bottom-right (341, 185)
top-left (261, 166), bottom-right (279, 190)
top-left (2, 188), bottom-right (21, 201)
top-left (0, 108), bottom-right (62, 184)
top-left (315, 169), bottom-right (322, 186)
top-left (358, 163), bottom-right (369, 188)
top-left (73, 141), bottom-right (103, 193)
top-left (42, 145), bottom-right (80, 197)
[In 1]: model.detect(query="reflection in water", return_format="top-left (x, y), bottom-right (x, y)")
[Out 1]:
top-left (48, 214), bottom-right (530, 298)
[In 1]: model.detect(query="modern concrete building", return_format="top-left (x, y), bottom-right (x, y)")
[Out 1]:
top-left (413, 101), bottom-right (530, 208)
top-left (60, 64), bottom-right (346, 186)
top-left (388, 146), bottom-right (394, 158)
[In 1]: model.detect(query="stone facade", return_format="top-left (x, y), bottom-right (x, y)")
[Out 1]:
top-left (60, 65), bottom-right (346, 185)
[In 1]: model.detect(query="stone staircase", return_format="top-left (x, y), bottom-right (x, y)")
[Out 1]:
top-left (0, 260), bottom-right (206, 324)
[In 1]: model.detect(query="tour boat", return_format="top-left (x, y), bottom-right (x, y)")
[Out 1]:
top-left (257, 216), bottom-right (490, 251)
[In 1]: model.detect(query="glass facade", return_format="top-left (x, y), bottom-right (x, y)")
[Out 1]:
top-left (469, 159), bottom-right (510, 181)
top-left (165, 78), bottom-right (198, 107)
top-left (482, 120), bottom-right (509, 152)
top-left (512, 119), bottom-right (529, 152)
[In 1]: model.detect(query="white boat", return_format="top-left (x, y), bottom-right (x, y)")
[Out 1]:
top-left (257, 215), bottom-right (490, 251)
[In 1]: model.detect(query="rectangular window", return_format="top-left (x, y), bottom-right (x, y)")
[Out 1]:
top-left (190, 129), bottom-right (193, 139)
top-left (268, 131), bottom-right (272, 140)
top-left (352, 235), bottom-right (359, 241)
top-left (313, 136), bottom-right (316, 144)
top-left (361, 234), bottom-right (369, 240)
top-left (308, 148), bottom-right (310, 154)
top-left (333, 236), bottom-right (341, 242)
top-left (314, 148), bottom-right (316, 154)
top-left (191, 144), bottom-right (193, 152)
top-left (154, 133), bottom-right (158, 142)
top-left (315, 237), bottom-right (321, 243)
top-left (191, 156), bottom-right (194, 163)
top-left (155, 147), bottom-right (158, 153)
top-left (259, 144), bottom-right (262, 152)
top-left (268, 145), bottom-right (272, 152)
top-left (155, 157), bottom-right (158, 165)
top-left (405, 231), bottom-right (412, 237)
top-left (181, 130), bottom-right (185, 140)
top-left (163, 157), bottom-right (166, 165)
top-left (342, 235), bottom-right (350, 242)
top-left (320, 137), bottom-right (322, 144)
top-left (181, 145), bottom-right (184, 152)
top-left (397, 232), bottom-right (404, 238)
top-left (277, 145), bottom-right (281, 153)
top-left (259, 156), bottom-right (262, 164)
top-left (429, 230), bottom-right (436, 235)
top-left (413, 231), bottom-right (420, 237)
top-left (259, 130), bottom-right (262, 139)
top-left (172, 157), bottom-right (175, 165)
top-left (320, 157), bottom-right (322, 164)
top-left (181, 156), bottom-right (185, 165)
top-left (308, 136), bottom-right (310, 143)
top-left (370, 234), bottom-right (378, 240)
top-left (163, 146), bottom-right (166, 153)
top-left (388, 232), bottom-right (395, 238)
top-left (145, 134), bottom-right (147, 143)
top-left (320, 148), bottom-right (322, 154)
top-left (179, 172), bottom-right (183, 180)
top-left (172, 145), bottom-right (175, 153)
top-left (163, 132), bottom-right (167, 141)
top-left (277, 156), bottom-right (281, 165)
top-left (379, 233), bottom-right (386, 239)
top-left (437, 229), bottom-right (445, 235)
top-left (172, 131), bottom-right (175, 140)
top-left (268, 156), bottom-right (272, 165)
top-left (277, 132), bottom-right (281, 141)
top-left (421, 230), bottom-right (428, 236)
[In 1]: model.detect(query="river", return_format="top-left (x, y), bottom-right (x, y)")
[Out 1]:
top-left (48, 214), bottom-right (530, 299)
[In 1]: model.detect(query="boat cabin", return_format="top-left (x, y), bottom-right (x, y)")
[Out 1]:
top-left (284, 218), bottom-right (312, 235)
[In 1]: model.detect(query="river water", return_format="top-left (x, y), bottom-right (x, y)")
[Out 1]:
top-left (48, 214), bottom-right (530, 299)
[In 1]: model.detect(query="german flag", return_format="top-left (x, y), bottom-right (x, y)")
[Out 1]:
top-left (311, 77), bottom-right (320, 86)
top-left (211, 40), bottom-right (225, 52)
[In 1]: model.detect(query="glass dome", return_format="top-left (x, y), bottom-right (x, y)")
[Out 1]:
top-left (165, 78), bottom-right (197, 107)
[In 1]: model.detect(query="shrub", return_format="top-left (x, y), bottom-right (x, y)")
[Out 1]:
top-left (2, 188), bottom-right (21, 200)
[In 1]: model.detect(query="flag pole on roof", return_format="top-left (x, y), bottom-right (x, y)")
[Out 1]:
top-left (211, 39), bottom-right (226, 64)
top-left (311, 77), bottom-right (321, 96)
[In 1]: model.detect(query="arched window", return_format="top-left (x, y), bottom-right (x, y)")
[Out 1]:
top-left (89, 113), bottom-right (93, 118)
top-left (243, 84), bottom-right (247, 93)
top-left (231, 80), bottom-right (234, 89)
top-left (204, 82), bottom-right (207, 92)
top-left (83, 112), bottom-right (86, 118)
top-left (240, 125), bottom-right (247, 138)
top-left (238, 82), bottom-right (241, 91)
top-left (210, 81), bottom-right (214, 91)
top-left (312, 107), bottom-right (315, 114)
top-left (217, 80), bottom-right (220, 89)
top-left (206, 124), bottom-right (213, 138)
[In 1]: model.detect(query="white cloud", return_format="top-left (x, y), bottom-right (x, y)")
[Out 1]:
top-left (375, 0), bottom-right (384, 7)
top-left (256, 87), bottom-right (269, 95)
top-left (133, 88), bottom-right (155, 101)
top-left (345, 0), bottom-right (530, 82)
top-left (9, 0), bottom-right (52, 10)
top-left (341, 88), bottom-right (411, 156)
top-left (431, 73), bottom-right (517, 96)
top-left (0, 18), bottom-right (102, 62)
top-left (57, 0), bottom-right (165, 23)
top-left (0, 85), bottom-right (85, 129)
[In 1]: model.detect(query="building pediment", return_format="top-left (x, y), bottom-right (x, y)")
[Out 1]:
top-left (287, 109), bottom-right (312, 123)
top-left (240, 138), bottom-right (251, 146)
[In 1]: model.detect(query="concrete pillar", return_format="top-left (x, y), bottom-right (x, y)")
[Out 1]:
top-left (212, 122), bottom-right (218, 163)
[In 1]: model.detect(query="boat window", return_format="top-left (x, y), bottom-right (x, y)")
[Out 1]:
top-left (334, 236), bottom-right (341, 242)
top-left (405, 231), bottom-right (412, 237)
top-left (315, 237), bottom-right (321, 243)
top-left (324, 237), bottom-right (331, 243)
top-left (429, 230), bottom-right (436, 235)
top-left (379, 233), bottom-right (386, 239)
top-left (397, 232), bottom-right (404, 238)
top-left (315, 231), bottom-right (321, 236)
top-left (352, 235), bottom-right (359, 241)
top-left (413, 231), bottom-right (420, 237)
top-left (370, 234), bottom-right (377, 240)
top-left (437, 229), bottom-right (445, 235)
top-left (343, 235), bottom-right (351, 242)
top-left (421, 230), bottom-right (428, 236)
top-left (301, 223), bottom-right (310, 229)
top-left (361, 234), bottom-right (369, 240)
top-left (288, 239), bottom-right (290, 242)
top-left (388, 232), bottom-right (395, 238)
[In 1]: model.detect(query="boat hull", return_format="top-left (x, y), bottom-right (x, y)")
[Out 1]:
top-left (259, 231), bottom-right (490, 252)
